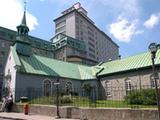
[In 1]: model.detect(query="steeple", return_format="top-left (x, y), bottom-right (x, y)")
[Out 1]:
top-left (21, 11), bottom-right (27, 26)
top-left (15, 1), bottom-right (31, 57)
top-left (16, 1), bottom-right (29, 36)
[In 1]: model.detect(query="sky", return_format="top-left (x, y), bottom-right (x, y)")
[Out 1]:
top-left (0, 0), bottom-right (160, 58)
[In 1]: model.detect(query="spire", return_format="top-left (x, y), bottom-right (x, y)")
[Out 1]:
top-left (21, 11), bottom-right (27, 26)
top-left (15, 0), bottom-right (31, 57)
top-left (21, 1), bottom-right (27, 26)
top-left (16, 0), bottom-right (29, 36)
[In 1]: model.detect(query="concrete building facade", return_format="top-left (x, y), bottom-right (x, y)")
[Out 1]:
top-left (54, 2), bottom-right (119, 63)
top-left (51, 33), bottom-right (98, 65)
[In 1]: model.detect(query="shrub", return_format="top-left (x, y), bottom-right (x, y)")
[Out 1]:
top-left (70, 91), bottom-right (78, 96)
top-left (59, 91), bottom-right (78, 96)
top-left (125, 89), bottom-right (157, 105)
top-left (54, 95), bottom-right (73, 104)
top-left (61, 95), bottom-right (73, 104)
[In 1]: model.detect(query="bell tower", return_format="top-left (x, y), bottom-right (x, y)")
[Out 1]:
top-left (14, 1), bottom-right (31, 56)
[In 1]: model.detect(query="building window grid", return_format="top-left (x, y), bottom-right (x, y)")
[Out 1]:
top-left (56, 20), bottom-right (66, 28)
top-left (89, 53), bottom-right (95, 58)
top-left (56, 26), bottom-right (66, 33)
top-left (88, 41), bottom-right (95, 48)
top-left (88, 47), bottom-right (95, 53)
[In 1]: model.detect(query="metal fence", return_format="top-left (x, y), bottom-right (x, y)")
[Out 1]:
top-left (4, 85), bottom-right (159, 108)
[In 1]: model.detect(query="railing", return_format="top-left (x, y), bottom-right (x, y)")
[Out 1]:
top-left (3, 85), bottom-right (159, 108)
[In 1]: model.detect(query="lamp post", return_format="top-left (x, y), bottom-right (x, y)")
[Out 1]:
top-left (148, 43), bottom-right (160, 120)
top-left (54, 78), bottom-right (60, 119)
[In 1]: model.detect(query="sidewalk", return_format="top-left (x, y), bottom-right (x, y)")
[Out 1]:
top-left (0, 112), bottom-right (79, 120)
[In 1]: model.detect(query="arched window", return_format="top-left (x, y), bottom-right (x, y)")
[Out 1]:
top-left (43, 80), bottom-right (51, 96)
top-left (65, 81), bottom-right (73, 94)
top-left (105, 80), bottom-right (111, 97)
top-left (125, 78), bottom-right (132, 92)
top-left (150, 75), bottom-right (155, 88)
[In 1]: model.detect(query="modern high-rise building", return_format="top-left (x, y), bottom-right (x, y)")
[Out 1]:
top-left (54, 2), bottom-right (119, 63)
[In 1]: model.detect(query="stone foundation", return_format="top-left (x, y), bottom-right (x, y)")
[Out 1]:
top-left (0, 103), bottom-right (158, 120)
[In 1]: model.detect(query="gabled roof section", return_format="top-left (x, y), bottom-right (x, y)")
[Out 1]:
top-left (11, 46), bottom-right (96, 80)
top-left (98, 49), bottom-right (160, 76)
top-left (19, 55), bottom-right (96, 80)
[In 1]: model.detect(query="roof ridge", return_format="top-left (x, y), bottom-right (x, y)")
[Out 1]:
top-left (33, 54), bottom-right (91, 67)
top-left (102, 50), bottom-right (150, 65)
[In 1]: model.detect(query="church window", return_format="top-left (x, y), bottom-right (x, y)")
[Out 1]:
top-left (43, 80), bottom-right (51, 96)
top-left (125, 78), bottom-right (132, 92)
top-left (105, 80), bottom-right (111, 96)
top-left (65, 81), bottom-right (73, 94)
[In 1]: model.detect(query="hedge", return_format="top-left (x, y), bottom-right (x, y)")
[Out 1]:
top-left (125, 89), bottom-right (157, 105)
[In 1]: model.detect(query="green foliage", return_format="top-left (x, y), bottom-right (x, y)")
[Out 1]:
top-left (54, 95), bottom-right (73, 104)
top-left (125, 89), bottom-right (157, 105)
top-left (61, 95), bottom-right (73, 103)
top-left (70, 91), bottom-right (79, 96)
top-left (29, 96), bottom-right (156, 108)
top-left (30, 96), bottom-right (54, 105)
top-left (59, 91), bottom-right (78, 96)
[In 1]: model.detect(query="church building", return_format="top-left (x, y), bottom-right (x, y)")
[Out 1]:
top-left (3, 7), bottom-right (160, 102)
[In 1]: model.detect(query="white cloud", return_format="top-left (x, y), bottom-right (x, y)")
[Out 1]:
top-left (98, 0), bottom-right (140, 18)
top-left (135, 30), bottom-right (144, 35)
top-left (109, 17), bottom-right (140, 42)
top-left (144, 13), bottom-right (160, 29)
top-left (0, 0), bottom-right (38, 31)
top-left (97, 0), bottom-right (143, 42)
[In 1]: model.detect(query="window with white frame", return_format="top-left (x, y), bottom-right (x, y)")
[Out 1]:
top-left (43, 80), bottom-right (51, 96)
top-left (125, 79), bottom-right (132, 91)
top-left (105, 80), bottom-right (111, 96)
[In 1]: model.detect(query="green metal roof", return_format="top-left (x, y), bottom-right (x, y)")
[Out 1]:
top-left (98, 49), bottom-right (160, 76)
top-left (11, 47), bottom-right (21, 66)
top-left (11, 46), bottom-right (96, 80)
top-left (0, 26), bottom-right (54, 51)
top-left (11, 44), bottom-right (160, 80)
top-left (51, 34), bottom-right (86, 52)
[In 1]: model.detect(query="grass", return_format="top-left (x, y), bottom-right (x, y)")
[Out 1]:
top-left (96, 100), bottom-right (156, 108)
top-left (29, 96), bottom-right (156, 108)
